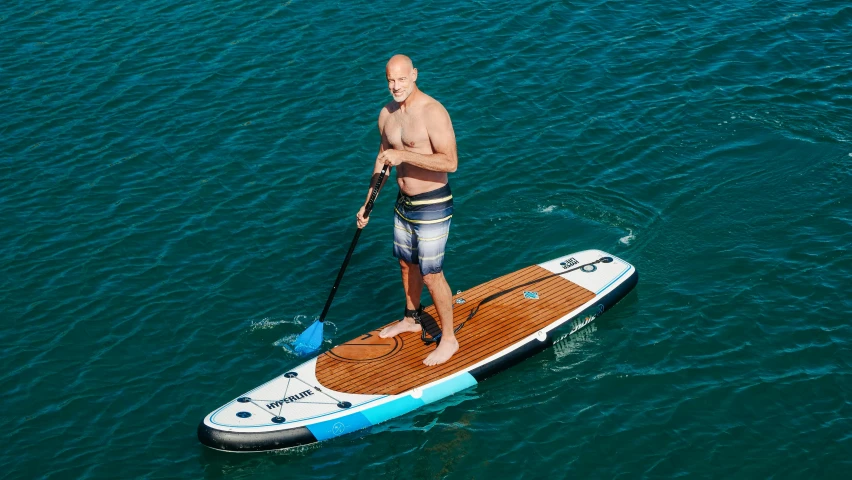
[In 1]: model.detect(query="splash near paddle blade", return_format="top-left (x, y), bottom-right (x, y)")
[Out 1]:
top-left (294, 320), bottom-right (324, 356)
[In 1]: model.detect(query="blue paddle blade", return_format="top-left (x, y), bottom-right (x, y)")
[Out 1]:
top-left (293, 320), bottom-right (324, 356)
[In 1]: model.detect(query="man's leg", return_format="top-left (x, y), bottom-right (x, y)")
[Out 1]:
top-left (422, 271), bottom-right (458, 366)
top-left (382, 208), bottom-right (423, 338)
top-left (401, 259), bottom-right (425, 314)
top-left (380, 259), bottom-right (424, 338)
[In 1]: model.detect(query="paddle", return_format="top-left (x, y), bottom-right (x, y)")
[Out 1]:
top-left (293, 164), bottom-right (390, 356)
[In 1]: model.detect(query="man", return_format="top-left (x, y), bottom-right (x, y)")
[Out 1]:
top-left (356, 54), bottom-right (458, 366)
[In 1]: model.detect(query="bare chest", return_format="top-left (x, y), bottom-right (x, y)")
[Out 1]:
top-left (383, 111), bottom-right (431, 152)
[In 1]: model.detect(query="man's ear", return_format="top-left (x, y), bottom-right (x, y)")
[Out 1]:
top-left (411, 68), bottom-right (418, 82)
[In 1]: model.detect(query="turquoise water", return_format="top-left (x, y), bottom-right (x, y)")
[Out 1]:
top-left (2, 0), bottom-right (850, 478)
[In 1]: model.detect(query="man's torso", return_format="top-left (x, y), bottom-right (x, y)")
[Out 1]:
top-left (381, 95), bottom-right (449, 196)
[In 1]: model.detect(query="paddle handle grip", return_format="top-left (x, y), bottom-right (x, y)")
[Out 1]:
top-left (362, 164), bottom-right (389, 220)
top-left (318, 164), bottom-right (389, 323)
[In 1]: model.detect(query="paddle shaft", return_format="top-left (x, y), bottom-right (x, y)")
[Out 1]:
top-left (318, 164), bottom-right (389, 323)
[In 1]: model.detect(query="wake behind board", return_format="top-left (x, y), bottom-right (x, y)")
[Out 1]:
top-left (198, 249), bottom-right (637, 452)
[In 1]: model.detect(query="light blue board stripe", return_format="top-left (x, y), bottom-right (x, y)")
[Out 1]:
top-left (361, 395), bottom-right (423, 425)
top-left (306, 372), bottom-right (478, 441)
top-left (307, 412), bottom-right (373, 441)
top-left (595, 264), bottom-right (631, 294)
top-left (422, 372), bottom-right (477, 404)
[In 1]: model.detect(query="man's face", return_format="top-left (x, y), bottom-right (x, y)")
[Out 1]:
top-left (386, 65), bottom-right (417, 103)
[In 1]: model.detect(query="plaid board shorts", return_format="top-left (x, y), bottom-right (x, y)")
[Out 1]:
top-left (393, 183), bottom-right (453, 276)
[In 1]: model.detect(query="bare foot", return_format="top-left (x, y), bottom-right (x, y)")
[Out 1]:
top-left (423, 336), bottom-right (459, 366)
top-left (379, 318), bottom-right (422, 338)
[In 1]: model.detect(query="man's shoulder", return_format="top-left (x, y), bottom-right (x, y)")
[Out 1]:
top-left (419, 95), bottom-right (450, 120)
top-left (379, 101), bottom-right (400, 117)
top-left (378, 101), bottom-right (399, 130)
top-left (416, 91), bottom-right (442, 108)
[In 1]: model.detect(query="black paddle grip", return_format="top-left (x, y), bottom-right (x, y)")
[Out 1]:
top-left (362, 164), bottom-right (389, 220)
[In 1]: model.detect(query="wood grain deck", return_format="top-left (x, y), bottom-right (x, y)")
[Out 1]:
top-left (315, 265), bottom-right (595, 395)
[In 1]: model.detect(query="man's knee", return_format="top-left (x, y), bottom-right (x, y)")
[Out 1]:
top-left (422, 271), bottom-right (445, 288)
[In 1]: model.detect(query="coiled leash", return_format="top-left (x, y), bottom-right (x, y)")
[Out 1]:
top-left (407, 257), bottom-right (613, 346)
top-left (420, 257), bottom-right (615, 346)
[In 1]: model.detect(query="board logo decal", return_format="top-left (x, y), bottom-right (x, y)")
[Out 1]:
top-left (523, 291), bottom-right (539, 300)
top-left (266, 389), bottom-right (314, 409)
top-left (568, 304), bottom-right (605, 335)
top-left (560, 257), bottom-right (579, 269)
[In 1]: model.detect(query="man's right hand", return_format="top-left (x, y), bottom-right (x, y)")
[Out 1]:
top-left (356, 205), bottom-right (369, 229)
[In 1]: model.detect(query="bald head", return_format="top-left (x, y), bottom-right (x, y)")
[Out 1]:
top-left (385, 54), bottom-right (418, 103)
top-left (386, 54), bottom-right (414, 72)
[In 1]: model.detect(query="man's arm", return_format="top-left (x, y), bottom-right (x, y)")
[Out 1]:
top-left (356, 108), bottom-right (392, 228)
top-left (380, 103), bottom-right (457, 172)
top-left (364, 108), bottom-right (392, 204)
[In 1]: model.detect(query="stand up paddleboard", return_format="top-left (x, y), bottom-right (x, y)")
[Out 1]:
top-left (198, 249), bottom-right (637, 452)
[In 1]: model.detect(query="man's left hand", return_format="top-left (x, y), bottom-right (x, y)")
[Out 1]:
top-left (378, 149), bottom-right (404, 166)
